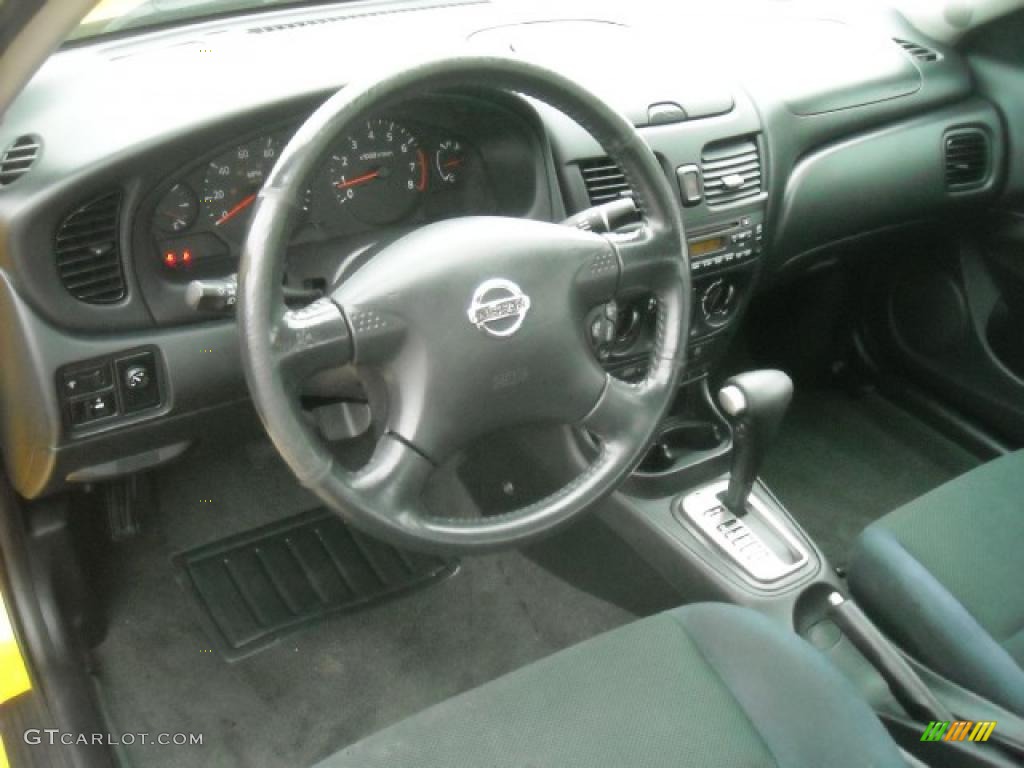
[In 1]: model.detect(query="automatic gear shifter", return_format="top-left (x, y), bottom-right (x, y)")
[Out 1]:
top-left (717, 370), bottom-right (793, 515)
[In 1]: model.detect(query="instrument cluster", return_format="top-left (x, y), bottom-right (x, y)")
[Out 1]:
top-left (149, 116), bottom-right (489, 275)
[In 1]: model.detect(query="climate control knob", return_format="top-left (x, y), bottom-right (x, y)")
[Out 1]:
top-left (700, 278), bottom-right (737, 326)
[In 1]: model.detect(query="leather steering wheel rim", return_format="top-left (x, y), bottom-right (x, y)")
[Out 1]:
top-left (238, 55), bottom-right (690, 554)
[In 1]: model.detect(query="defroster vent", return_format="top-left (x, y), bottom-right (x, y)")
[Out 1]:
top-left (55, 192), bottom-right (126, 304)
top-left (894, 38), bottom-right (940, 62)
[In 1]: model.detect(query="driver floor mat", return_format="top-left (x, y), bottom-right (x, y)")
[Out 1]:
top-left (175, 508), bottom-right (455, 660)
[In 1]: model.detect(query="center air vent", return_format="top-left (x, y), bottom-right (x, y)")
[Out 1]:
top-left (944, 129), bottom-right (990, 190)
top-left (579, 158), bottom-right (631, 206)
top-left (894, 38), bottom-right (939, 62)
top-left (0, 135), bottom-right (41, 187)
top-left (55, 192), bottom-right (126, 304)
top-left (701, 137), bottom-right (761, 207)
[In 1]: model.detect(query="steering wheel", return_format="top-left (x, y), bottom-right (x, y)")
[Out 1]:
top-left (238, 55), bottom-right (690, 554)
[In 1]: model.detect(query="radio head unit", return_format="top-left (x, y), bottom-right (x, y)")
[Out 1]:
top-left (688, 213), bottom-right (764, 274)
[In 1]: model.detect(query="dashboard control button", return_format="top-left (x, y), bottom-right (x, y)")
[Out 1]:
top-left (124, 366), bottom-right (149, 390)
top-left (70, 392), bottom-right (117, 425)
top-left (676, 165), bottom-right (703, 207)
top-left (62, 364), bottom-right (110, 396)
top-left (116, 353), bottom-right (161, 413)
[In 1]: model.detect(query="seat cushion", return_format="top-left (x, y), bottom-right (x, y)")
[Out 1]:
top-left (316, 603), bottom-right (902, 768)
top-left (849, 450), bottom-right (1024, 716)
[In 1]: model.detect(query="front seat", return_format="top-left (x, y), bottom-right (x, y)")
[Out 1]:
top-left (317, 603), bottom-right (903, 767)
top-left (849, 451), bottom-right (1024, 717)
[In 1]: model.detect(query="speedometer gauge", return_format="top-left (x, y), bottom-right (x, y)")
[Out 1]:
top-left (202, 135), bottom-right (282, 240)
top-left (326, 119), bottom-right (426, 225)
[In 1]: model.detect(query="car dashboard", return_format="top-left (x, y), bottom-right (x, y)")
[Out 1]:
top-left (0, 0), bottom-right (1017, 499)
top-left (135, 93), bottom-right (542, 326)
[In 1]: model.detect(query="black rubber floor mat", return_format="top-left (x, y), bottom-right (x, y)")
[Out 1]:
top-left (175, 508), bottom-right (454, 660)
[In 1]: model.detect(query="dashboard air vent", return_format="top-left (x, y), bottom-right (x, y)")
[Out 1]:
top-left (701, 137), bottom-right (761, 207)
top-left (894, 38), bottom-right (939, 62)
top-left (54, 192), bottom-right (126, 304)
top-left (0, 135), bottom-right (41, 187)
top-left (579, 158), bottom-right (631, 205)
top-left (944, 129), bottom-right (990, 190)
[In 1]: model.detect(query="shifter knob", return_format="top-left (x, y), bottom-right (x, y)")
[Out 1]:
top-left (717, 370), bottom-right (793, 515)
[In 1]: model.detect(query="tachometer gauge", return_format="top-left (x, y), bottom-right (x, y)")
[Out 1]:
top-left (202, 135), bottom-right (282, 239)
top-left (326, 119), bottom-right (426, 225)
top-left (435, 139), bottom-right (465, 186)
top-left (154, 182), bottom-right (198, 233)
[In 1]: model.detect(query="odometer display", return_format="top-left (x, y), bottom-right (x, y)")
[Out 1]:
top-left (326, 119), bottom-right (425, 225)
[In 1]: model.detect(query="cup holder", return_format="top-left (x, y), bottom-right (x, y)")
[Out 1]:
top-left (637, 418), bottom-right (726, 474)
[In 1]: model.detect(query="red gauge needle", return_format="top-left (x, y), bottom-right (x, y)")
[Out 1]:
top-left (443, 158), bottom-right (463, 169)
top-left (215, 193), bottom-right (257, 226)
top-left (335, 170), bottom-right (381, 190)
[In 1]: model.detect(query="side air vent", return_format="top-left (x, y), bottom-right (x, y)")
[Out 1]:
top-left (701, 137), bottom-right (761, 207)
top-left (894, 38), bottom-right (940, 62)
top-left (0, 135), bottom-right (41, 187)
top-left (54, 192), bottom-right (126, 304)
top-left (579, 158), bottom-right (631, 205)
top-left (944, 129), bottom-right (990, 190)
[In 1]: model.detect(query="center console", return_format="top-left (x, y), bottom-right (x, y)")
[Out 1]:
top-left (594, 210), bottom-right (765, 387)
top-left (569, 161), bottom-right (835, 612)
top-left (550, 100), bottom-right (835, 610)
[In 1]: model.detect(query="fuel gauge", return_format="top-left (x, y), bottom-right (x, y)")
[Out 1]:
top-left (435, 139), bottom-right (465, 185)
top-left (155, 183), bottom-right (198, 233)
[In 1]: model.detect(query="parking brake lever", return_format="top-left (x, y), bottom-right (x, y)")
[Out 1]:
top-left (828, 592), bottom-right (953, 723)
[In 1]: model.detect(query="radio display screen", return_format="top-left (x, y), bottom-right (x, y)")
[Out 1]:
top-left (689, 236), bottom-right (727, 258)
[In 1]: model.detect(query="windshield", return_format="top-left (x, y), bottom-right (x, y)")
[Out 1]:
top-left (69, 0), bottom-right (361, 41)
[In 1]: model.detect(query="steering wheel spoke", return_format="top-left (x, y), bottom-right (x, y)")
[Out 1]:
top-left (274, 297), bottom-right (353, 381)
top-left (608, 224), bottom-right (682, 295)
top-left (349, 435), bottom-right (433, 521)
top-left (582, 374), bottom-right (652, 447)
top-left (344, 305), bottom-right (408, 365)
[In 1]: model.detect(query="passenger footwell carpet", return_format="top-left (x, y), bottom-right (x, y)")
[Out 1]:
top-left (175, 508), bottom-right (454, 659)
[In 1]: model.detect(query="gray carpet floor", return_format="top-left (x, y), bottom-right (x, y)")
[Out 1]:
top-left (90, 387), bottom-right (979, 766)
top-left (761, 387), bottom-right (980, 568)
top-left (90, 434), bottom-right (669, 768)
